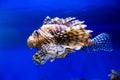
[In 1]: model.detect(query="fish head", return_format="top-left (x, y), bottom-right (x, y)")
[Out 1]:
top-left (27, 30), bottom-right (40, 49)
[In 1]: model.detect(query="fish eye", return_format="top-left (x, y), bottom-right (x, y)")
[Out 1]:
top-left (34, 30), bottom-right (39, 36)
top-left (35, 30), bottom-right (39, 34)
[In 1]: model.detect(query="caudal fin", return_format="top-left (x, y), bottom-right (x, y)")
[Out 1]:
top-left (91, 33), bottom-right (113, 51)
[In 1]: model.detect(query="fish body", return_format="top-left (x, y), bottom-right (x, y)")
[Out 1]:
top-left (27, 16), bottom-right (113, 65)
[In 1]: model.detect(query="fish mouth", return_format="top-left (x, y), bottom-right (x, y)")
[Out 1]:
top-left (27, 36), bottom-right (34, 49)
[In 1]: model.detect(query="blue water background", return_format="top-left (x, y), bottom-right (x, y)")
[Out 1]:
top-left (0, 0), bottom-right (120, 80)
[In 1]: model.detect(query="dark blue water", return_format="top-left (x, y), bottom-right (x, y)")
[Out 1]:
top-left (0, 0), bottom-right (120, 80)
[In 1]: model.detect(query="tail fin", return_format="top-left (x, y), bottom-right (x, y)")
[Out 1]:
top-left (91, 33), bottom-right (113, 51)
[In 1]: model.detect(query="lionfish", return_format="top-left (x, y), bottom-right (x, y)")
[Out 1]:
top-left (108, 70), bottom-right (120, 80)
top-left (27, 16), bottom-right (113, 65)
